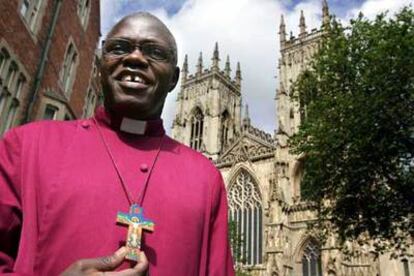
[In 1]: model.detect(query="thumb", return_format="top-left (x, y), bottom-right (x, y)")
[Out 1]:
top-left (82, 247), bottom-right (128, 272)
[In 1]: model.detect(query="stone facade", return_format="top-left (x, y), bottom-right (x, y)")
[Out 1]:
top-left (0, 0), bottom-right (101, 135)
top-left (172, 1), bottom-right (413, 275)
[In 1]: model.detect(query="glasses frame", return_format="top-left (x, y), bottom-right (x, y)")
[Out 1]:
top-left (103, 37), bottom-right (175, 63)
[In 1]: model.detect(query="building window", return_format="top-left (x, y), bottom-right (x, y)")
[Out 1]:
top-left (0, 48), bottom-right (10, 75)
top-left (82, 88), bottom-right (96, 118)
top-left (402, 259), bottom-right (410, 276)
top-left (5, 62), bottom-right (18, 90)
top-left (77, 0), bottom-right (91, 27)
top-left (19, 0), bottom-right (44, 32)
top-left (43, 104), bottom-right (59, 120)
top-left (60, 42), bottom-right (78, 98)
top-left (302, 241), bottom-right (322, 276)
top-left (0, 48), bottom-right (11, 117)
top-left (1, 74), bottom-right (26, 134)
top-left (0, 62), bottom-right (18, 121)
top-left (221, 111), bottom-right (230, 151)
top-left (190, 107), bottom-right (204, 151)
top-left (228, 170), bottom-right (263, 265)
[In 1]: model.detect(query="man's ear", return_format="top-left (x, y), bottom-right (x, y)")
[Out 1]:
top-left (168, 66), bottom-right (180, 92)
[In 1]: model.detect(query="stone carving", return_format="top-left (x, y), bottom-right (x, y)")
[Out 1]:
top-left (217, 136), bottom-right (275, 165)
top-left (267, 254), bottom-right (280, 276)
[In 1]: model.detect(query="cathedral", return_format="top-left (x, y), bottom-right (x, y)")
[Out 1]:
top-left (171, 1), bottom-right (412, 275)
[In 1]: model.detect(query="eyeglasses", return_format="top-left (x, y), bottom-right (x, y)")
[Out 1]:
top-left (103, 38), bottom-right (174, 62)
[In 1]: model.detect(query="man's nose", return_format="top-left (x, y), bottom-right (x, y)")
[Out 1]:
top-left (123, 48), bottom-right (149, 69)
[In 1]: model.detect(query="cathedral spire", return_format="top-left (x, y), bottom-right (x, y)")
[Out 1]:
top-left (279, 14), bottom-right (286, 45)
top-left (299, 10), bottom-right (307, 38)
top-left (212, 42), bottom-right (220, 71)
top-left (243, 104), bottom-right (251, 127)
top-left (197, 52), bottom-right (203, 76)
top-left (322, 0), bottom-right (330, 28)
top-left (181, 54), bottom-right (188, 83)
top-left (224, 55), bottom-right (231, 78)
top-left (235, 62), bottom-right (242, 86)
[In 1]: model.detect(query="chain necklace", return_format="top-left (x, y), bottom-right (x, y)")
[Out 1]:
top-left (93, 117), bottom-right (164, 261)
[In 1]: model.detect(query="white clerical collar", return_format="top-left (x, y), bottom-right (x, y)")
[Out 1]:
top-left (120, 117), bottom-right (148, 135)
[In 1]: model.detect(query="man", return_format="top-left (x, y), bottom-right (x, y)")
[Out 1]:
top-left (0, 12), bottom-right (235, 275)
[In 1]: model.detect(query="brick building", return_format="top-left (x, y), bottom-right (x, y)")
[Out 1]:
top-left (0, 0), bottom-right (101, 135)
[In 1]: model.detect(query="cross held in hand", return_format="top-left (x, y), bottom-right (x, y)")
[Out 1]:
top-left (117, 204), bottom-right (155, 261)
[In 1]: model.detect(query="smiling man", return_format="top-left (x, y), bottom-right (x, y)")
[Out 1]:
top-left (0, 13), bottom-right (234, 275)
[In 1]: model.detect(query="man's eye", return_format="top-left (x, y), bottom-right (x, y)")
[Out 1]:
top-left (109, 44), bottom-right (129, 55)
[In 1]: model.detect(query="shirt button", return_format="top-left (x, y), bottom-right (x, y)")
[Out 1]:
top-left (140, 164), bottom-right (148, 172)
top-left (81, 121), bottom-right (90, 128)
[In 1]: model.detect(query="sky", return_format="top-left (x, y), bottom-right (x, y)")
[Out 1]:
top-left (100, 0), bottom-right (413, 135)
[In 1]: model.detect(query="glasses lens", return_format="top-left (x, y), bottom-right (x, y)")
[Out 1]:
top-left (104, 39), bottom-right (132, 56)
top-left (141, 44), bottom-right (170, 61)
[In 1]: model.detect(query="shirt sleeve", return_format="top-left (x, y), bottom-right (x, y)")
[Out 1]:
top-left (0, 129), bottom-right (23, 274)
top-left (207, 170), bottom-right (235, 276)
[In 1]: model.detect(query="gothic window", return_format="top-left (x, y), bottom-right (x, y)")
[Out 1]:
top-left (61, 41), bottom-right (78, 98)
top-left (228, 170), bottom-right (263, 265)
top-left (82, 88), bottom-right (97, 118)
top-left (43, 104), bottom-right (59, 120)
top-left (0, 48), bottom-right (10, 76)
top-left (19, 0), bottom-right (44, 32)
top-left (190, 108), bottom-right (204, 151)
top-left (221, 111), bottom-right (230, 150)
top-left (301, 240), bottom-right (322, 276)
top-left (402, 259), bottom-right (410, 276)
top-left (0, 61), bottom-right (18, 122)
top-left (77, 0), bottom-right (91, 27)
top-left (0, 48), bottom-right (11, 117)
top-left (0, 46), bottom-right (28, 135)
top-left (1, 74), bottom-right (26, 134)
top-left (5, 62), bottom-right (18, 90)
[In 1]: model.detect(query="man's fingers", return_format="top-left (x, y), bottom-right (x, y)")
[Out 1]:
top-left (107, 251), bottom-right (149, 276)
top-left (133, 251), bottom-right (149, 273)
top-left (80, 247), bottom-right (128, 272)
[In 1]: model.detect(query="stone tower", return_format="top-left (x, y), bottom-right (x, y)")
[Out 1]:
top-left (274, 4), bottom-right (328, 202)
top-left (171, 43), bottom-right (243, 160)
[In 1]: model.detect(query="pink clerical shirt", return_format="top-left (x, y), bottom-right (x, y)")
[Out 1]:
top-left (0, 107), bottom-right (235, 276)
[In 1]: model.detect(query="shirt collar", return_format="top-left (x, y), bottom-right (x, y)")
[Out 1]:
top-left (94, 106), bottom-right (165, 137)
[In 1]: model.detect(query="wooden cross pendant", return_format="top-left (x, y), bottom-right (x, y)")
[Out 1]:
top-left (117, 204), bottom-right (155, 261)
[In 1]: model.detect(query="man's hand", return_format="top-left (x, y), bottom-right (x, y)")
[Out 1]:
top-left (60, 247), bottom-right (149, 276)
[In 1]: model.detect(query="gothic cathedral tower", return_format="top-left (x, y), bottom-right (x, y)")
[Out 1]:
top-left (274, 1), bottom-right (330, 202)
top-left (172, 43), bottom-right (243, 161)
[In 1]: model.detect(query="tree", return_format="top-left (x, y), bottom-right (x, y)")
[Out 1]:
top-left (290, 7), bottom-right (414, 256)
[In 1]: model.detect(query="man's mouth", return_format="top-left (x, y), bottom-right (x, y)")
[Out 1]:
top-left (118, 74), bottom-right (149, 89)
top-left (121, 75), bottom-right (146, 84)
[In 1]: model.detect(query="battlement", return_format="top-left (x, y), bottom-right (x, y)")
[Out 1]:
top-left (180, 42), bottom-right (242, 90)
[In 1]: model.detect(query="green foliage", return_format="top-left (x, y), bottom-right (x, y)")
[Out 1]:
top-left (290, 6), bottom-right (414, 255)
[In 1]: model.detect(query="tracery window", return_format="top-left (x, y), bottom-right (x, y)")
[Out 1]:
top-left (2, 74), bottom-right (26, 133)
top-left (302, 241), bottom-right (322, 276)
top-left (0, 46), bottom-right (27, 135)
top-left (228, 170), bottom-right (263, 265)
top-left (190, 107), bottom-right (203, 151)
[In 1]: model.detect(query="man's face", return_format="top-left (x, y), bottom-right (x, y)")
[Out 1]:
top-left (101, 16), bottom-right (179, 120)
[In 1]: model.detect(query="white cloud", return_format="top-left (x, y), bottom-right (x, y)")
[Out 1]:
top-left (345, 0), bottom-right (412, 21)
